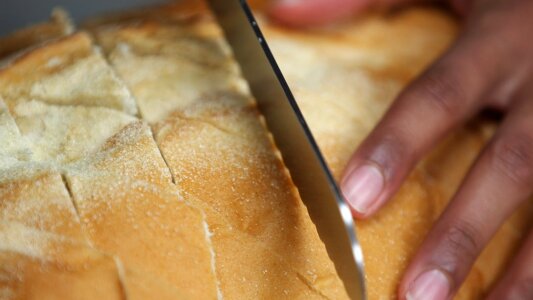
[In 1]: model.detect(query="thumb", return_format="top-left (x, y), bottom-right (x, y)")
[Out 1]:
top-left (269, 0), bottom-right (409, 27)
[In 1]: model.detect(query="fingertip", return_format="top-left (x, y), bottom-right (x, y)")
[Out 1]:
top-left (268, 2), bottom-right (311, 27)
top-left (268, 0), bottom-right (369, 27)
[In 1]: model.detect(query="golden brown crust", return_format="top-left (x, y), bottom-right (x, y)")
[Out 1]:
top-left (191, 216), bottom-right (327, 299)
top-left (0, 222), bottom-right (125, 300)
top-left (0, 33), bottom-right (138, 115)
top-left (65, 121), bottom-right (218, 300)
top-left (91, 6), bottom-right (349, 298)
top-left (0, 167), bottom-right (84, 241)
top-left (0, 251), bottom-right (124, 300)
top-left (120, 266), bottom-right (189, 300)
top-left (0, 33), bottom-right (91, 85)
top-left (0, 18), bottom-right (217, 298)
top-left (0, 8), bottom-right (73, 61)
top-left (91, 15), bottom-right (247, 124)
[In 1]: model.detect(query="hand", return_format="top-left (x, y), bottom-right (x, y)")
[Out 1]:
top-left (271, 0), bottom-right (533, 299)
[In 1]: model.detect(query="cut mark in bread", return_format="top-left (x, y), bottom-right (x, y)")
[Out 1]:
top-left (148, 123), bottom-right (177, 184)
top-left (156, 107), bottom-right (348, 299)
top-left (0, 33), bottom-right (138, 116)
top-left (0, 167), bottom-right (85, 242)
top-left (64, 121), bottom-right (218, 299)
top-left (0, 222), bottom-right (126, 300)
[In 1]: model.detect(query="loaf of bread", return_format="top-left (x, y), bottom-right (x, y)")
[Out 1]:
top-left (1, 1), bottom-right (531, 300)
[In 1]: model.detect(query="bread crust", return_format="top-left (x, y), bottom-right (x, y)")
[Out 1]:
top-left (0, 33), bottom-right (138, 115)
top-left (66, 121), bottom-right (219, 300)
top-left (0, 28), bottom-right (218, 299)
top-left (0, 222), bottom-right (125, 300)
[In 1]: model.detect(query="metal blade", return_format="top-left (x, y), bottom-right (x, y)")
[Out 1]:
top-left (207, 1), bottom-right (366, 299)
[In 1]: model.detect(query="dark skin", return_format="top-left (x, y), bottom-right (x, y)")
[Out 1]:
top-left (270, 0), bottom-right (533, 299)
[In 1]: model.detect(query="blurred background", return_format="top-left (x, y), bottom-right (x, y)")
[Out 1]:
top-left (0, 0), bottom-right (169, 36)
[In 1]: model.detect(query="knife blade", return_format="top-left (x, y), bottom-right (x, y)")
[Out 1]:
top-left (207, 1), bottom-right (366, 299)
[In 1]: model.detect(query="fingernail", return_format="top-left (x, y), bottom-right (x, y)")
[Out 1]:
top-left (341, 164), bottom-right (384, 214)
top-left (406, 269), bottom-right (450, 300)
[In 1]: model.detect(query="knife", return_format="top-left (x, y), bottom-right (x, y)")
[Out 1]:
top-left (207, 1), bottom-right (366, 299)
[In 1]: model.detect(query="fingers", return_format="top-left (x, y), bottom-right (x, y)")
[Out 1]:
top-left (341, 29), bottom-right (505, 218)
top-left (269, 0), bottom-right (369, 27)
top-left (450, 0), bottom-right (473, 16)
top-left (269, 0), bottom-right (415, 27)
top-left (486, 229), bottom-right (533, 300)
top-left (398, 94), bottom-right (533, 300)
top-left (268, 0), bottom-right (470, 27)
top-left (340, 0), bottom-right (533, 218)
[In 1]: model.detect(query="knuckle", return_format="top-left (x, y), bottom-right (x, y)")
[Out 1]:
top-left (367, 129), bottom-right (412, 179)
top-left (413, 68), bottom-right (466, 117)
top-left (489, 133), bottom-right (533, 186)
top-left (439, 220), bottom-right (482, 270)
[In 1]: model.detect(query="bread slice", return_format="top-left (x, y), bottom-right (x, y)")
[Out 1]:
top-left (90, 8), bottom-right (348, 299)
top-left (0, 8), bottom-right (73, 63)
top-left (0, 32), bottom-right (137, 115)
top-left (0, 165), bottom-right (84, 241)
top-left (0, 222), bottom-right (124, 300)
top-left (65, 121), bottom-right (219, 300)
